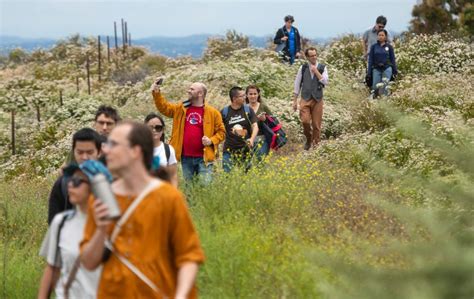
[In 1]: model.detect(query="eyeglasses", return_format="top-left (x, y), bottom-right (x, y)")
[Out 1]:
top-left (69, 176), bottom-right (89, 188)
top-left (103, 139), bottom-right (129, 149)
top-left (149, 125), bottom-right (164, 133)
top-left (96, 120), bottom-right (115, 127)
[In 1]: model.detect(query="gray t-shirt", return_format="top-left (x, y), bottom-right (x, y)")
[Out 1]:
top-left (40, 210), bottom-right (101, 298)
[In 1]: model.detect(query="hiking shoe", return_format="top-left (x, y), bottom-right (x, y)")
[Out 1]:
top-left (304, 142), bottom-right (312, 151)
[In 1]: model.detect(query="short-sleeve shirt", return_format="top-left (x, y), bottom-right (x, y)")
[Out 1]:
top-left (153, 143), bottom-right (178, 167)
top-left (80, 183), bottom-right (205, 299)
top-left (40, 210), bottom-right (101, 299)
top-left (222, 105), bottom-right (257, 151)
top-left (182, 106), bottom-right (205, 157)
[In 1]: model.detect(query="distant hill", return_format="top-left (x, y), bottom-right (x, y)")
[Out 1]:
top-left (0, 34), bottom-right (332, 58)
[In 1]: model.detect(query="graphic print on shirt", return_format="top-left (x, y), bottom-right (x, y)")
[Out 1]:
top-left (187, 112), bottom-right (202, 126)
top-left (228, 115), bottom-right (248, 138)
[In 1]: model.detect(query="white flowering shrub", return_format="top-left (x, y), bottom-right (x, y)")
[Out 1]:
top-left (0, 32), bottom-right (472, 180)
top-left (322, 34), bottom-right (366, 77)
top-left (396, 33), bottom-right (473, 75)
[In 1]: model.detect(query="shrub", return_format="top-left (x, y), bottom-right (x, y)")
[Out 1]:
top-left (323, 34), bottom-right (365, 76)
top-left (396, 33), bottom-right (473, 75)
top-left (203, 30), bottom-right (250, 60)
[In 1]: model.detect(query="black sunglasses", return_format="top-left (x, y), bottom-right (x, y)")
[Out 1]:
top-left (150, 125), bottom-right (164, 133)
top-left (69, 176), bottom-right (89, 188)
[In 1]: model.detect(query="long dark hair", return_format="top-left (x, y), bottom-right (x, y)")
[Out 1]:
top-left (144, 113), bottom-right (171, 183)
top-left (144, 112), bottom-right (166, 142)
top-left (245, 85), bottom-right (262, 104)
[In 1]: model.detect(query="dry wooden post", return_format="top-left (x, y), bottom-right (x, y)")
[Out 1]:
top-left (36, 105), bottom-right (41, 123)
top-left (59, 90), bottom-right (63, 106)
top-left (98, 35), bottom-right (102, 82)
top-left (11, 110), bottom-right (16, 155)
top-left (76, 76), bottom-right (79, 93)
top-left (121, 18), bottom-right (126, 52)
top-left (107, 35), bottom-right (111, 62)
top-left (114, 22), bottom-right (118, 50)
top-left (128, 33), bottom-right (131, 46)
top-left (86, 55), bottom-right (91, 95)
top-left (125, 21), bottom-right (128, 44)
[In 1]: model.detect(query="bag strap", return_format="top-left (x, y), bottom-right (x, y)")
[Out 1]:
top-left (110, 179), bottom-right (161, 242)
top-left (221, 105), bottom-right (229, 119)
top-left (105, 179), bottom-right (165, 296)
top-left (105, 240), bottom-right (166, 297)
top-left (164, 143), bottom-right (171, 166)
top-left (63, 257), bottom-right (81, 299)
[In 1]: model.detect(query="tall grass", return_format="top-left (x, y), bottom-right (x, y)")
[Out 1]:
top-left (1, 179), bottom-right (50, 298)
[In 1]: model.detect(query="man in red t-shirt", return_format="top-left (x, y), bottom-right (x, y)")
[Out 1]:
top-left (152, 80), bottom-right (225, 184)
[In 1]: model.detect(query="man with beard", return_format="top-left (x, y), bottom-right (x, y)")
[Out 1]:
top-left (151, 80), bottom-right (225, 184)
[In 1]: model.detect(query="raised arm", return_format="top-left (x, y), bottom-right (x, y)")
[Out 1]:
top-left (80, 200), bottom-right (112, 270)
top-left (151, 79), bottom-right (179, 118)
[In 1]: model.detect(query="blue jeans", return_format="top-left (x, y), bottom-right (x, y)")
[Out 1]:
top-left (181, 156), bottom-right (212, 184)
top-left (255, 137), bottom-right (270, 161)
top-left (372, 67), bottom-right (392, 96)
top-left (222, 148), bottom-right (252, 173)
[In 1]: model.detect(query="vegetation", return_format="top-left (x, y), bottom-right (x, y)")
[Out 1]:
top-left (410, 0), bottom-right (474, 35)
top-left (0, 29), bottom-right (473, 298)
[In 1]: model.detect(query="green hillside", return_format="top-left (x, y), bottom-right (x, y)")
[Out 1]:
top-left (1, 32), bottom-right (473, 298)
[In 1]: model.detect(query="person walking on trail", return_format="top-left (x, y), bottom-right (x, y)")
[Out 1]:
top-left (293, 47), bottom-right (329, 150)
top-left (47, 128), bottom-right (102, 224)
top-left (273, 15), bottom-right (302, 65)
top-left (245, 85), bottom-right (272, 159)
top-left (367, 29), bottom-right (397, 98)
top-left (221, 86), bottom-right (259, 172)
top-left (38, 161), bottom-right (102, 299)
top-left (144, 112), bottom-right (178, 187)
top-left (151, 79), bottom-right (225, 184)
top-left (64, 105), bottom-right (120, 166)
top-left (80, 121), bottom-right (205, 299)
top-left (94, 105), bottom-right (120, 139)
top-left (362, 15), bottom-right (391, 61)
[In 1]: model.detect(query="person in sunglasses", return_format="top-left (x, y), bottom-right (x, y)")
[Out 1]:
top-left (38, 163), bottom-right (101, 299)
top-left (47, 128), bottom-right (102, 225)
top-left (362, 15), bottom-right (392, 61)
top-left (144, 112), bottom-right (178, 187)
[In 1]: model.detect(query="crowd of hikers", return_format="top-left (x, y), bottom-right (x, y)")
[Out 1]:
top-left (36, 14), bottom-right (397, 299)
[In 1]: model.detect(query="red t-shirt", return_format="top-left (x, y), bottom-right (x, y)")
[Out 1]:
top-left (182, 106), bottom-right (204, 157)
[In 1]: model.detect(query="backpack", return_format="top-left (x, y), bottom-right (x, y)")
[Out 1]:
top-left (261, 115), bottom-right (287, 150)
top-left (164, 143), bottom-right (170, 166)
top-left (300, 63), bottom-right (326, 89)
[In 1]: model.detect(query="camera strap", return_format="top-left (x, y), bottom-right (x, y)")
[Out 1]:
top-left (105, 179), bottom-right (164, 296)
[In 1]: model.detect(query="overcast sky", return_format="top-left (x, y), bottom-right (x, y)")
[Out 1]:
top-left (0, 0), bottom-right (416, 39)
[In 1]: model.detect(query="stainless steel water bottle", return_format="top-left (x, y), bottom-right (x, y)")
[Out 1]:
top-left (90, 173), bottom-right (121, 220)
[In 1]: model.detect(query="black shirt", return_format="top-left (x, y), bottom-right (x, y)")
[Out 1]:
top-left (222, 105), bottom-right (257, 151)
top-left (47, 175), bottom-right (72, 225)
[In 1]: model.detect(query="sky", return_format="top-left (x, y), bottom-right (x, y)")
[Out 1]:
top-left (0, 0), bottom-right (417, 39)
